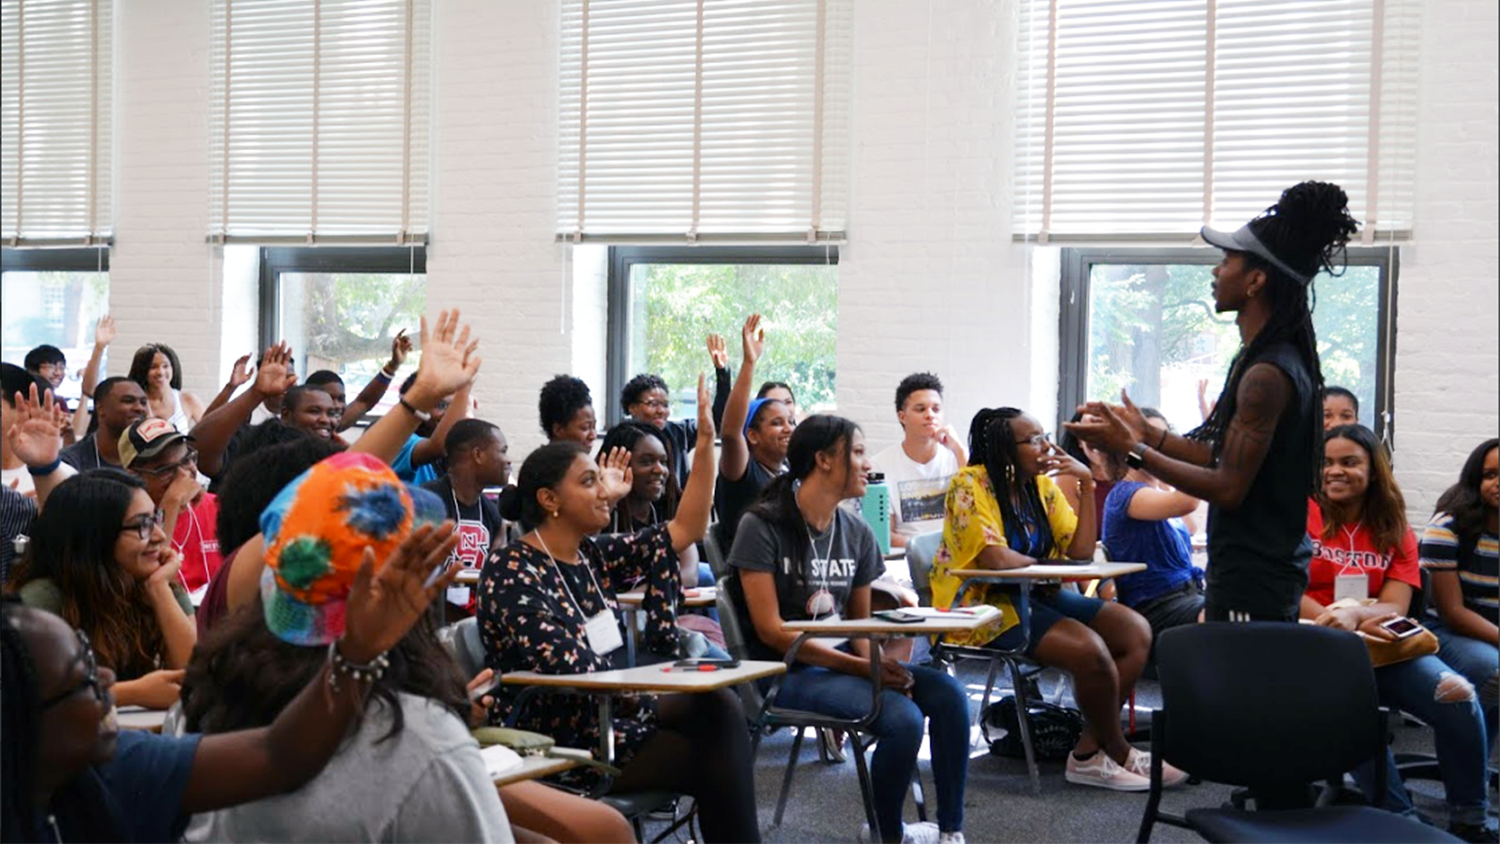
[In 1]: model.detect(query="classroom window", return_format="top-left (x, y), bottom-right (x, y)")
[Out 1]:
top-left (1058, 247), bottom-right (1397, 442)
top-left (0, 247), bottom-right (110, 401)
top-left (607, 246), bottom-right (838, 424)
top-left (259, 247), bottom-right (426, 417)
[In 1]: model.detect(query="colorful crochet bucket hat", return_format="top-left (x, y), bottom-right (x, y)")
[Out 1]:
top-left (259, 451), bottom-right (445, 646)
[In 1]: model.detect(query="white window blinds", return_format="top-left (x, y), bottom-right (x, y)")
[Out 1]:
top-left (208, 0), bottom-right (430, 244)
top-left (1015, 0), bottom-right (1419, 241)
top-left (558, 0), bottom-right (851, 244)
top-left (1, 0), bottom-right (113, 246)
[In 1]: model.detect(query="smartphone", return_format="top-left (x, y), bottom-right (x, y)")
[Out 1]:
top-left (1379, 617), bottom-right (1423, 639)
top-left (874, 609), bottom-right (924, 624)
top-left (468, 675), bottom-right (503, 701)
top-left (672, 658), bottom-right (740, 669)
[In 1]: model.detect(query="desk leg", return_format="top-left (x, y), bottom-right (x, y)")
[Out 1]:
top-left (622, 607), bottom-right (638, 668)
top-left (862, 635), bottom-right (886, 843)
top-left (598, 696), bottom-right (616, 767)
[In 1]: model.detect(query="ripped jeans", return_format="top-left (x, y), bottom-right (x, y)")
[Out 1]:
top-left (1353, 654), bottom-right (1490, 826)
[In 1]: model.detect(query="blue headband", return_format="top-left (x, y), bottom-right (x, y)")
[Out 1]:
top-left (744, 398), bottom-right (773, 436)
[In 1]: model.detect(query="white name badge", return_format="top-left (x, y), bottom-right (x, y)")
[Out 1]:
top-left (583, 609), bottom-right (624, 656)
top-left (1334, 572), bottom-right (1369, 603)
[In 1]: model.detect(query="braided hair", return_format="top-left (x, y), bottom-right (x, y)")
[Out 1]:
top-left (1188, 181), bottom-right (1359, 491)
top-left (968, 408), bottom-right (1055, 560)
top-left (2, 598), bottom-right (121, 841)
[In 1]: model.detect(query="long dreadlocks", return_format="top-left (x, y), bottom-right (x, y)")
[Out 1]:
top-left (967, 408), bottom-right (1056, 560)
top-left (1188, 181), bottom-right (1359, 491)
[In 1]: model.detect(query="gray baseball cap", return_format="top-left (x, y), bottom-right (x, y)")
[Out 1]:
top-left (1200, 223), bottom-right (1312, 286)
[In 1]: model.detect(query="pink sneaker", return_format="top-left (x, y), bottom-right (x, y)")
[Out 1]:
top-left (1064, 750), bottom-right (1151, 792)
top-left (1126, 748), bottom-right (1189, 787)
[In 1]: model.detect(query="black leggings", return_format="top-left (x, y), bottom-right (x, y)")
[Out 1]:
top-left (610, 688), bottom-right (761, 843)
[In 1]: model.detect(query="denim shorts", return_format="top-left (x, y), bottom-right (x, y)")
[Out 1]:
top-left (987, 586), bottom-right (1106, 656)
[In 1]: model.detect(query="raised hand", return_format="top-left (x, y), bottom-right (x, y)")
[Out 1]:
top-left (1064, 403), bottom-right (1140, 456)
top-left (740, 313), bottom-right (766, 365)
top-left (597, 445), bottom-right (634, 503)
top-left (93, 315), bottom-right (117, 348)
top-left (694, 371), bottom-right (715, 442)
top-left (226, 354), bottom-right (254, 390)
top-left (9, 383), bottom-right (68, 468)
top-left (410, 310), bottom-right (481, 401)
top-left (253, 341), bottom-right (295, 397)
top-left (389, 329), bottom-right (413, 369)
top-left (706, 334), bottom-right (729, 369)
top-left (340, 523), bottom-right (460, 663)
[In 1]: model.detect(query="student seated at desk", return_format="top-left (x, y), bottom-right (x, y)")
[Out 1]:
top-left (478, 376), bottom-right (761, 844)
top-left (730, 415), bottom-right (970, 844)
top-left (930, 407), bottom-right (1178, 793)
top-left (1099, 412), bottom-right (1206, 636)
top-left (10, 469), bottom-right (196, 711)
top-left (1304, 425), bottom-right (1491, 843)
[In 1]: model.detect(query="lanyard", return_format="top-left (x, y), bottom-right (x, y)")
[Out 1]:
top-left (534, 531), bottom-right (611, 619)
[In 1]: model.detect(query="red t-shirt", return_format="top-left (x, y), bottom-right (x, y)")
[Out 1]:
top-left (173, 492), bottom-right (224, 598)
top-left (1305, 498), bottom-right (1421, 607)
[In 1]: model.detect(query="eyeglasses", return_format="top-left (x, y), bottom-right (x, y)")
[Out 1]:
top-left (39, 630), bottom-right (105, 710)
top-left (1013, 432), bottom-right (1051, 449)
top-left (134, 447), bottom-right (198, 481)
top-left (118, 510), bottom-right (165, 542)
top-left (635, 399), bottom-right (671, 411)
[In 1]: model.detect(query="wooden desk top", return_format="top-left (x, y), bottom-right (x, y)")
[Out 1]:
top-left (616, 587), bottom-right (718, 607)
top-left (949, 561), bottom-right (1147, 581)
top-left (781, 605), bottom-right (1002, 634)
top-left (491, 748), bottom-right (589, 788)
top-left (454, 568), bottom-right (482, 585)
top-left (501, 659), bottom-right (786, 694)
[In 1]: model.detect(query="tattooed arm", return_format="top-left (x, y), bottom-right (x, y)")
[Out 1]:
top-left (1136, 362), bottom-right (1292, 510)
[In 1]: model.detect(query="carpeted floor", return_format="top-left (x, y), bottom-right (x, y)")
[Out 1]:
top-left (641, 661), bottom-right (1497, 843)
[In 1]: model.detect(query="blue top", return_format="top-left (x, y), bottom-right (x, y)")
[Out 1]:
top-left (1103, 481), bottom-right (1196, 608)
top-left (391, 433), bottom-right (441, 485)
top-left (40, 729), bottom-right (202, 843)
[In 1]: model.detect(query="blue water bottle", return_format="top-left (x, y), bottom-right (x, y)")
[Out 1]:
top-left (860, 472), bottom-right (891, 556)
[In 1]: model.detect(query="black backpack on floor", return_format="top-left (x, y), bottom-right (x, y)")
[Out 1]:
top-left (981, 695), bottom-right (1084, 761)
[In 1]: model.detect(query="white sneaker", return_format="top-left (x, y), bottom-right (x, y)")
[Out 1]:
top-left (858, 821), bottom-right (940, 844)
top-left (1126, 747), bottom-right (1189, 787)
top-left (1064, 750), bottom-right (1151, 792)
top-left (938, 833), bottom-right (966, 844)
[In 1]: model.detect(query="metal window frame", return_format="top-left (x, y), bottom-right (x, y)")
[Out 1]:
top-left (1057, 246), bottom-right (1399, 445)
top-left (605, 245), bottom-right (839, 425)
top-left (258, 245), bottom-right (427, 358)
top-left (1, 246), bottom-right (110, 272)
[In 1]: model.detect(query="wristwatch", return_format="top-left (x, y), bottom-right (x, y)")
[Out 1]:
top-left (1124, 441), bottom-right (1149, 469)
top-left (399, 396), bottom-right (432, 423)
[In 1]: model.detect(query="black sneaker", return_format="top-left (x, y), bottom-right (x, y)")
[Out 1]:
top-left (1449, 822), bottom-right (1499, 843)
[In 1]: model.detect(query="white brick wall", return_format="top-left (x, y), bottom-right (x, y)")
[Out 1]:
top-left (1391, 0), bottom-right (1500, 519)
top-left (92, 0), bottom-right (1496, 501)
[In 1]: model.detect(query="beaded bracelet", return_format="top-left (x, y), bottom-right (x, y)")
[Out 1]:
top-left (326, 641), bottom-right (391, 694)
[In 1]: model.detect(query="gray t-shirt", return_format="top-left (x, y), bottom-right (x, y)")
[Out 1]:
top-left (728, 508), bottom-right (883, 627)
top-left (185, 692), bottom-right (513, 843)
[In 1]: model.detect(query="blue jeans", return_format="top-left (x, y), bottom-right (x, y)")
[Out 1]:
top-left (773, 659), bottom-right (969, 839)
top-left (1352, 654), bottom-right (1490, 826)
top-left (1426, 615), bottom-right (1499, 745)
top-left (695, 561), bottom-right (721, 621)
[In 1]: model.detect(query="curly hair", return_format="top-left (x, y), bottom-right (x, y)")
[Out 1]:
top-left (538, 375), bottom-right (593, 439)
top-left (621, 373), bottom-right (669, 409)
top-left (895, 372), bottom-right (943, 412)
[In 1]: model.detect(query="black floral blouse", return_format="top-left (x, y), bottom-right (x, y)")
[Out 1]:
top-left (478, 524), bottom-right (683, 785)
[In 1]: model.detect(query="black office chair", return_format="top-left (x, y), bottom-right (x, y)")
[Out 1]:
top-left (703, 521), bottom-right (731, 581)
top-left (1137, 622), bottom-right (1460, 843)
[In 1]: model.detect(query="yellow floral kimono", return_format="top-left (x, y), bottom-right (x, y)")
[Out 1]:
top-left (930, 466), bottom-right (1078, 647)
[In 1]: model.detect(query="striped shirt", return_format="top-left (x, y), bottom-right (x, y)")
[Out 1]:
top-left (0, 485), bottom-right (38, 586)
top-left (1418, 511), bottom-right (1498, 615)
